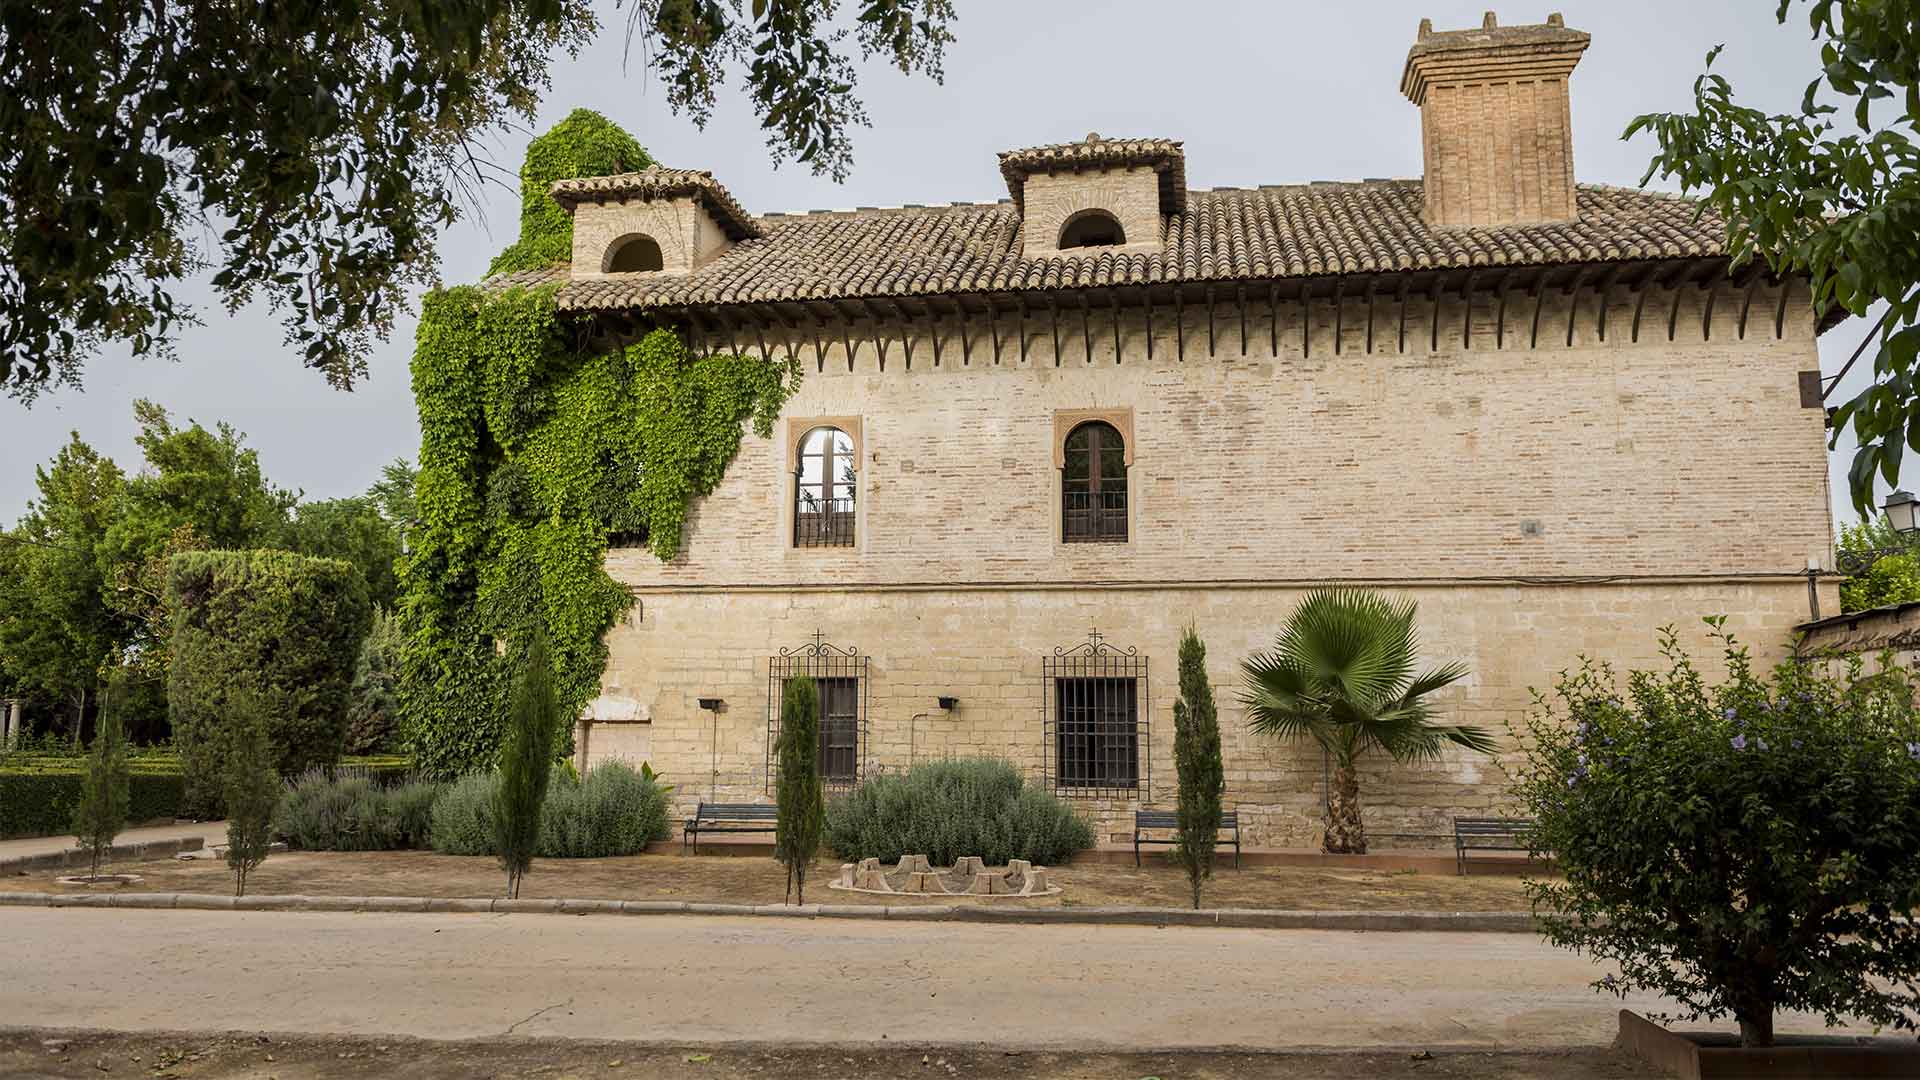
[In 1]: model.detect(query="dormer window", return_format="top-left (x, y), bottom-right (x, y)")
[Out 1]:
top-left (605, 233), bottom-right (664, 273)
top-left (1058, 210), bottom-right (1126, 249)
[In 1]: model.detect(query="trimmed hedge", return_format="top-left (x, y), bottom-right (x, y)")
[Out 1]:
top-left (0, 768), bottom-right (185, 840)
top-left (825, 758), bottom-right (1095, 866)
top-left (0, 754), bottom-right (413, 839)
top-left (168, 548), bottom-right (373, 814)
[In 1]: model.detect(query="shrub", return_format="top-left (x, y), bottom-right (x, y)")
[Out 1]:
top-left (345, 608), bottom-right (404, 755)
top-left (430, 762), bottom-right (670, 857)
top-left (275, 770), bottom-right (442, 851)
top-left (429, 771), bottom-right (497, 855)
top-left (1, 767), bottom-right (184, 839)
top-left (539, 761), bottom-right (672, 857)
top-left (167, 549), bottom-right (373, 814)
top-left (1512, 619), bottom-right (1920, 1048)
top-left (825, 758), bottom-right (1095, 867)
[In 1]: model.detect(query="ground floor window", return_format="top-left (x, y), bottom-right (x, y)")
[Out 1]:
top-left (767, 633), bottom-right (867, 791)
top-left (1042, 630), bottom-right (1150, 797)
top-left (1054, 677), bottom-right (1139, 789)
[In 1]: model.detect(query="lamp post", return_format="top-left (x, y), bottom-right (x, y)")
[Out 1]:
top-left (1885, 490), bottom-right (1919, 535)
top-left (698, 698), bottom-right (724, 801)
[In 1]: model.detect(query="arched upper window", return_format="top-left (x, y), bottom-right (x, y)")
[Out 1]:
top-left (605, 233), bottom-right (664, 273)
top-left (1062, 421), bottom-right (1127, 543)
top-left (1058, 210), bottom-right (1126, 249)
top-left (794, 426), bottom-right (856, 547)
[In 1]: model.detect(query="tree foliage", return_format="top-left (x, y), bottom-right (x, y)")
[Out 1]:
top-left (1241, 589), bottom-right (1488, 855)
top-left (3, 1), bottom-right (960, 396)
top-left (775, 676), bottom-right (824, 904)
top-left (492, 633), bottom-right (563, 898)
top-left (1837, 517), bottom-right (1920, 612)
top-left (285, 497), bottom-right (403, 610)
top-left (71, 675), bottom-right (131, 880)
top-left (1511, 620), bottom-right (1920, 1048)
top-left (488, 109), bottom-right (654, 276)
top-left (167, 549), bottom-right (372, 814)
top-left (1628, 1), bottom-right (1920, 511)
top-left (400, 114), bottom-right (795, 779)
top-left (0, 0), bottom-right (594, 397)
top-left (1172, 626), bottom-right (1223, 910)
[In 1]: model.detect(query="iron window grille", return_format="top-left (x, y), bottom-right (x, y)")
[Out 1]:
top-left (1042, 629), bottom-right (1148, 797)
top-left (795, 426), bottom-right (856, 547)
top-left (767, 631), bottom-right (869, 792)
top-left (1062, 421), bottom-right (1127, 543)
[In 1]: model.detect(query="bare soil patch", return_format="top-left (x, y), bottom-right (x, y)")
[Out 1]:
top-left (0, 1029), bottom-right (1659, 1080)
top-left (1, 848), bottom-right (1541, 910)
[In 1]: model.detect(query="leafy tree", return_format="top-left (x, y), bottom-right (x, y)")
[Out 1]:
top-left (3, 0), bottom-right (957, 397)
top-left (493, 633), bottom-right (562, 899)
top-left (1172, 626), bottom-right (1223, 909)
top-left (366, 458), bottom-right (420, 555)
top-left (71, 674), bottom-right (131, 881)
top-left (285, 497), bottom-right (402, 610)
top-left (0, 436), bottom-right (126, 744)
top-left (167, 550), bottom-right (372, 813)
top-left (1837, 517), bottom-right (1920, 612)
top-left (1512, 620), bottom-right (1920, 1048)
top-left (223, 700), bottom-right (280, 898)
top-left (1628, 1), bottom-right (1920, 512)
top-left (774, 676), bottom-right (824, 904)
top-left (1241, 589), bottom-right (1490, 855)
top-left (346, 608), bottom-right (407, 755)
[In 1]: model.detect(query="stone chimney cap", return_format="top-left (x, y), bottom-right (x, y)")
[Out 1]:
top-left (1406, 11), bottom-right (1587, 59)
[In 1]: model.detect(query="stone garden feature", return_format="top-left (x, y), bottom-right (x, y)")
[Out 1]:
top-left (830, 855), bottom-right (1059, 898)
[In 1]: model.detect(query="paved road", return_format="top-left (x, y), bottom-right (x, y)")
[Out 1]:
top-left (0, 908), bottom-right (1814, 1051)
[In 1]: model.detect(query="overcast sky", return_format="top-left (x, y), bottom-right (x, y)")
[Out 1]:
top-left (2, 0), bottom-right (1885, 531)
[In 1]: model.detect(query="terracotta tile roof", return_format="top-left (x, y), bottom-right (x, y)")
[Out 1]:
top-left (997, 134), bottom-right (1187, 214)
top-left (548, 166), bottom-right (762, 241)
top-left (498, 180), bottom-right (1730, 313)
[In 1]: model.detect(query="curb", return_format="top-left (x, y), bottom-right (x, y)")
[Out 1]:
top-left (0, 890), bottom-right (1540, 933)
top-left (0, 837), bottom-right (205, 875)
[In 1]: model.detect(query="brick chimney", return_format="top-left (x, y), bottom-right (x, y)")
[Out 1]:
top-left (1401, 12), bottom-right (1589, 228)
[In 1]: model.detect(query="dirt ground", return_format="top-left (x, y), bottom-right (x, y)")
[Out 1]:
top-left (1, 849), bottom-right (1541, 910)
top-left (0, 1030), bottom-right (1658, 1080)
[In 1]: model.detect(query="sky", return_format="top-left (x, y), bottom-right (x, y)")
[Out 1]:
top-left (1, 0), bottom-right (1889, 531)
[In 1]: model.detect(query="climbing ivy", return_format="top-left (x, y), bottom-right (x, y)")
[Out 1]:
top-left (488, 109), bottom-right (655, 277)
top-left (400, 114), bottom-right (796, 779)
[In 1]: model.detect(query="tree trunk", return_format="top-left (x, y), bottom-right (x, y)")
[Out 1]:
top-left (1324, 761), bottom-right (1367, 855)
top-left (1738, 1008), bottom-right (1775, 1048)
top-left (70, 685), bottom-right (87, 750)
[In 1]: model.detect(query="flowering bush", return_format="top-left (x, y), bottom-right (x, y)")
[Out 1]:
top-left (1511, 618), bottom-right (1920, 1047)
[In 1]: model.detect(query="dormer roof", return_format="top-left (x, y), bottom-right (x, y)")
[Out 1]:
top-left (997, 135), bottom-right (1187, 215)
top-left (549, 166), bottom-right (763, 241)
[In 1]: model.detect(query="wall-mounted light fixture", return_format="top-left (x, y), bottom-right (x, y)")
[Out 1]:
top-left (937, 696), bottom-right (959, 711)
top-left (1885, 490), bottom-right (1919, 535)
top-left (698, 698), bottom-right (725, 800)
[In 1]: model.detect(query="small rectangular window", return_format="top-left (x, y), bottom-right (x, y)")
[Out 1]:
top-left (816, 677), bottom-right (859, 782)
top-left (1053, 677), bottom-right (1139, 790)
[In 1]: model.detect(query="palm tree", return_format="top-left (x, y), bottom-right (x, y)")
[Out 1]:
top-left (1241, 589), bottom-right (1492, 854)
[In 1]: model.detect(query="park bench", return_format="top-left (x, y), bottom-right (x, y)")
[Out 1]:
top-left (1453, 817), bottom-right (1541, 874)
top-left (683, 802), bottom-right (778, 854)
top-left (1133, 809), bottom-right (1241, 869)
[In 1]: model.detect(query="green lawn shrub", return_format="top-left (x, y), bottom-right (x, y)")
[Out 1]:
top-left (167, 549), bottom-right (373, 814)
top-left (0, 767), bottom-right (184, 839)
top-left (275, 770), bottom-right (442, 851)
top-left (824, 758), bottom-right (1095, 866)
top-left (428, 761), bottom-right (671, 857)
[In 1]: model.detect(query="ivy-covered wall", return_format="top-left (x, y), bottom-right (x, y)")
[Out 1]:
top-left (400, 111), bottom-right (797, 778)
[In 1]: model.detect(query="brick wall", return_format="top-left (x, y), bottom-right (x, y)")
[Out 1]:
top-left (590, 281), bottom-right (1837, 849)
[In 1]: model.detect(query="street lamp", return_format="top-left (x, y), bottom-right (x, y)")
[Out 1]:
top-left (1885, 490), bottom-right (1920, 535)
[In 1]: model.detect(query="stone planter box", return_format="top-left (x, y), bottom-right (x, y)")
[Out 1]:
top-left (1615, 1009), bottom-right (1920, 1079)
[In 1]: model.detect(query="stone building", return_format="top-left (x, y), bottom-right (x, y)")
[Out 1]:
top-left (505, 13), bottom-right (1843, 846)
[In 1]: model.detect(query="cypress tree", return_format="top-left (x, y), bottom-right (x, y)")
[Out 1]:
top-left (775, 676), bottom-right (825, 904)
top-left (1173, 625), bottom-right (1224, 909)
top-left (493, 633), bottom-right (560, 899)
top-left (223, 700), bottom-right (279, 898)
top-left (72, 674), bottom-right (131, 882)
